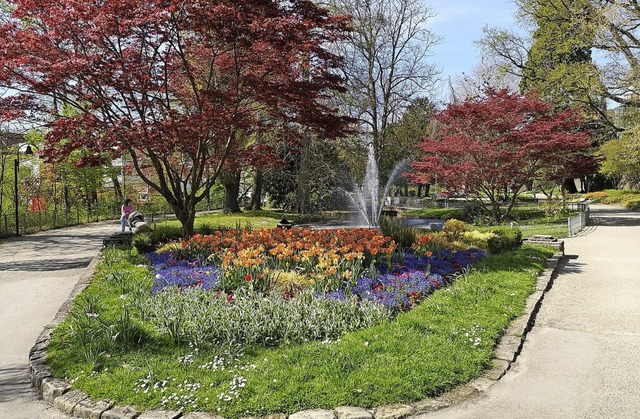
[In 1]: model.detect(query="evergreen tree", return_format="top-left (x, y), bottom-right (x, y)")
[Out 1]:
top-left (519, 0), bottom-right (602, 112)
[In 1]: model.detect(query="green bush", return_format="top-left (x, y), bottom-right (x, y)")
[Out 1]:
top-left (487, 226), bottom-right (522, 254)
top-left (462, 201), bottom-right (491, 224)
top-left (585, 189), bottom-right (640, 210)
top-left (619, 194), bottom-right (640, 210)
top-left (150, 224), bottom-right (184, 242)
top-left (132, 232), bottom-right (156, 253)
top-left (443, 219), bottom-right (467, 242)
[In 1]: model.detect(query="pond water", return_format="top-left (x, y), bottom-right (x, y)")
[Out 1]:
top-left (302, 217), bottom-right (444, 231)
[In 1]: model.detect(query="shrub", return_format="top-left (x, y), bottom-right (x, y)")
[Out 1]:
top-left (585, 189), bottom-right (640, 209)
top-left (487, 227), bottom-right (522, 254)
top-left (620, 194), bottom-right (640, 210)
top-left (462, 230), bottom-right (496, 249)
top-left (461, 201), bottom-right (489, 223)
top-left (132, 232), bottom-right (156, 253)
top-left (443, 219), bottom-right (467, 242)
top-left (150, 224), bottom-right (184, 243)
top-left (585, 191), bottom-right (608, 202)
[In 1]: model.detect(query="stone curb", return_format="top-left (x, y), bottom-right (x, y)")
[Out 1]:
top-left (28, 250), bottom-right (564, 419)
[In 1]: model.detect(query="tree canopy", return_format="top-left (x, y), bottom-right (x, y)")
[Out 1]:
top-left (0, 0), bottom-right (352, 236)
top-left (328, 0), bottom-right (440, 182)
top-left (519, 0), bottom-right (601, 109)
top-left (409, 88), bottom-right (597, 222)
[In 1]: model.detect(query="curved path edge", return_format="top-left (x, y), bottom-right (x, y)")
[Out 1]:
top-left (28, 250), bottom-right (565, 419)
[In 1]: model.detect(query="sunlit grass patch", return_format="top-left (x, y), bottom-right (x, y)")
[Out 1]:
top-left (47, 241), bottom-right (553, 418)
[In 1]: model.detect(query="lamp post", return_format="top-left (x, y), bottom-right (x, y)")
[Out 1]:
top-left (14, 144), bottom-right (35, 236)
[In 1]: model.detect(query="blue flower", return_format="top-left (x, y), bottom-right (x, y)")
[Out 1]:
top-left (148, 251), bottom-right (219, 293)
top-left (147, 245), bottom-right (485, 313)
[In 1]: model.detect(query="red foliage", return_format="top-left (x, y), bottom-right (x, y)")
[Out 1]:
top-left (409, 88), bottom-right (597, 220)
top-left (0, 0), bottom-right (352, 236)
top-left (73, 154), bottom-right (108, 168)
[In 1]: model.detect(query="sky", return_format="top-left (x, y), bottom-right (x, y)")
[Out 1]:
top-left (425, 0), bottom-right (522, 100)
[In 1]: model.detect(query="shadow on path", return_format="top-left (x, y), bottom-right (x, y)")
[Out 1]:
top-left (0, 257), bottom-right (93, 271)
top-left (592, 215), bottom-right (640, 227)
top-left (0, 365), bottom-right (33, 404)
top-left (555, 254), bottom-right (585, 276)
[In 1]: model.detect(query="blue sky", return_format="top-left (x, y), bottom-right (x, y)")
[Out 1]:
top-left (426, 0), bottom-right (521, 97)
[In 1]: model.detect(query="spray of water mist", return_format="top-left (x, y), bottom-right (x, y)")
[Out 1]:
top-left (349, 141), bottom-right (409, 227)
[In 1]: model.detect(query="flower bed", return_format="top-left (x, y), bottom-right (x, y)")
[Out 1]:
top-left (148, 227), bottom-right (485, 315)
top-left (47, 232), bottom-right (551, 418)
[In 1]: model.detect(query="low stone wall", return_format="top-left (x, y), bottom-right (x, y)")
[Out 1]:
top-left (523, 235), bottom-right (565, 254)
top-left (29, 252), bottom-right (565, 419)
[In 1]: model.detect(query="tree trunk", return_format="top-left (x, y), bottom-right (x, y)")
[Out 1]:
top-left (112, 175), bottom-right (123, 202)
top-left (174, 207), bottom-right (196, 238)
top-left (417, 184), bottom-right (430, 197)
top-left (491, 201), bottom-right (502, 224)
top-left (246, 169), bottom-right (263, 211)
top-left (222, 171), bottom-right (242, 213)
top-left (296, 133), bottom-right (312, 213)
top-left (563, 178), bottom-right (578, 194)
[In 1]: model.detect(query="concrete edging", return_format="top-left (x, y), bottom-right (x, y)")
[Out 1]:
top-left (29, 250), bottom-right (565, 419)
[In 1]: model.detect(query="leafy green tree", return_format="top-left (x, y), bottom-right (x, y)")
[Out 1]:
top-left (599, 108), bottom-right (640, 189)
top-left (599, 137), bottom-right (640, 189)
top-left (263, 137), bottom-right (350, 213)
top-left (383, 97), bottom-right (436, 195)
top-left (480, 1), bottom-right (609, 126)
top-left (519, 0), bottom-right (603, 110)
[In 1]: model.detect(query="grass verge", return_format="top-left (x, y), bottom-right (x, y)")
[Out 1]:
top-left (586, 189), bottom-right (640, 210)
top-left (47, 244), bottom-right (554, 418)
top-left (158, 210), bottom-right (289, 231)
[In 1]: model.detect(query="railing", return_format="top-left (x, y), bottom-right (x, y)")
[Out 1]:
top-left (0, 205), bottom-right (119, 237)
top-left (0, 198), bottom-right (224, 238)
top-left (567, 202), bottom-right (590, 237)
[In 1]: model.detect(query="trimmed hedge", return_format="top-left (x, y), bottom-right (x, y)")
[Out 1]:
top-left (487, 226), bottom-right (522, 254)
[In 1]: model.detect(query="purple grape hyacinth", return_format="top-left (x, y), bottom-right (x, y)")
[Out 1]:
top-left (148, 251), bottom-right (219, 293)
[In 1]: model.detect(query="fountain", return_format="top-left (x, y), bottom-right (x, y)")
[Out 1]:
top-left (348, 141), bottom-right (408, 227)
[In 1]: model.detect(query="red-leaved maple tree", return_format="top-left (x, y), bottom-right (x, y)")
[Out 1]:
top-left (0, 0), bottom-right (352, 237)
top-left (409, 88), bottom-right (597, 222)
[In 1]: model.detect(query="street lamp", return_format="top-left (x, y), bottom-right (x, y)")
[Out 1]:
top-left (14, 144), bottom-right (36, 236)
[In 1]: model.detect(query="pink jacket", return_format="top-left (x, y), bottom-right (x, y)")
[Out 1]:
top-left (121, 203), bottom-right (135, 219)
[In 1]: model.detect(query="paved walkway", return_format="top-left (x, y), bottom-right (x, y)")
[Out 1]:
top-left (2, 206), bottom-right (640, 418)
top-left (424, 204), bottom-right (640, 418)
top-left (0, 221), bottom-right (119, 419)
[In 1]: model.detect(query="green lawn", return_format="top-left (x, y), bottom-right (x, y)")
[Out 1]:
top-left (586, 189), bottom-right (640, 210)
top-left (401, 204), bottom-right (572, 239)
top-left (47, 243), bottom-right (554, 418)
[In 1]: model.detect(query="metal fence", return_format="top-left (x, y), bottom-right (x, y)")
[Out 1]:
top-left (0, 198), bottom-right (223, 238)
top-left (567, 203), bottom-right (590, 237)
top-left (0, 204), bottom-right (120, 237)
